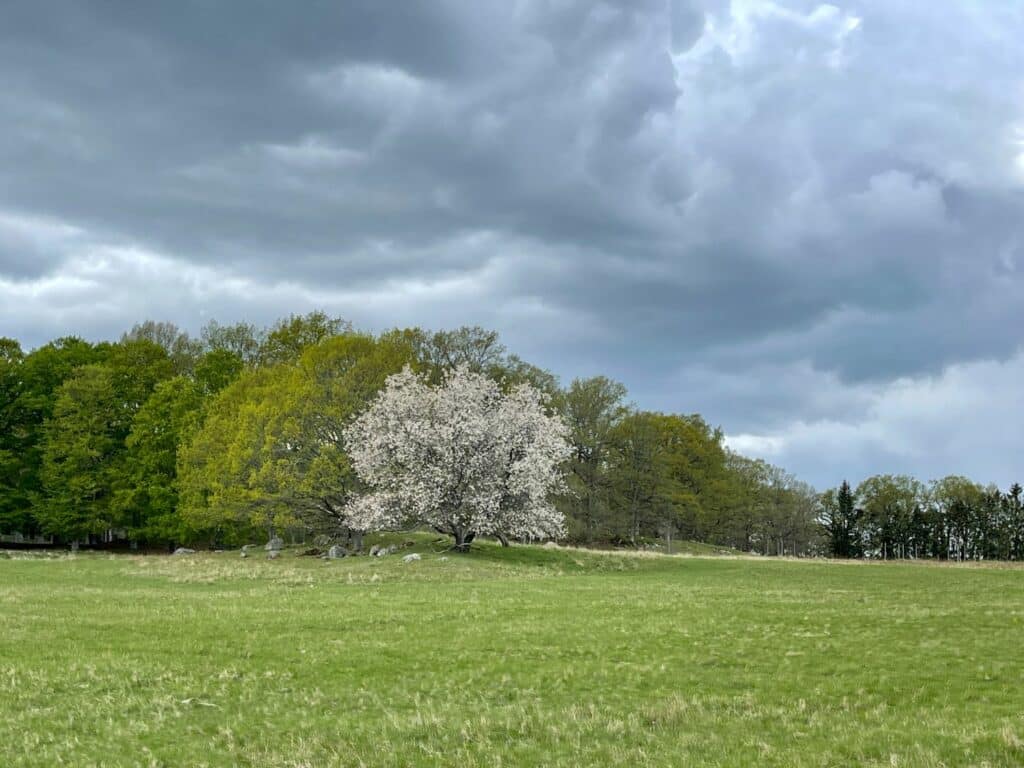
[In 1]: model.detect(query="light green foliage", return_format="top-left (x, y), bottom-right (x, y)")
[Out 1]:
top-left (177, 332), bottom-right (417, 543)
top-left (259, 310), bottom-right (351, 366)
top-left (176, 366), bottom-right (286, 543)
top-left (118, 377), bottom-right (206, 542)
top-left (265, 333), bottom-right (418, 532)
top-left (1, 545), bottom-right (1023, 767)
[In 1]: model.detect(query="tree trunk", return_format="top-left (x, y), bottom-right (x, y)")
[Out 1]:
top-left (347, 529), bottom-right (364, 553)
top-left (452, 528), bottom-right (476, 552)
top-left (495, 532), bottom-right (510, 547)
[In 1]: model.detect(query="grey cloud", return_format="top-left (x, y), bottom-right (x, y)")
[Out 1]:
top-left (2, 0), bottom-right (1024, 487)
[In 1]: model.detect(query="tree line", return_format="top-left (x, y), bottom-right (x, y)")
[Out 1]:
top-left (1, 312), bottom-right (1018, 559)
top-left (820, 476), bottom-right (1024, 561)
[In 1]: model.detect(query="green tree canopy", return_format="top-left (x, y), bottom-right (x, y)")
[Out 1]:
top-left (37, 340), bottom-right (174, 541)
top-left (177, 332), bottom-right (417, 546)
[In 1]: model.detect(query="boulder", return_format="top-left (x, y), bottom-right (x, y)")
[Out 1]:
top-left (327, 545), bottom-right (348, 560)
top-left (265, 536), bottom-right (284, 552)
top-left (173, 547), bottom-right (196, 556)
top-left (402, 553), bottom-right (421, 563)
top-left (266, 550), bottom-right (280, 560)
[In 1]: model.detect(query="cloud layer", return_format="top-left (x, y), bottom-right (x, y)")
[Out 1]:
top-left (2, 1), bottom-right (1023, 487)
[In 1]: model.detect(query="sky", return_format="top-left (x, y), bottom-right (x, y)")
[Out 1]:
top-left (2, 0), bottom-right (1023, 489)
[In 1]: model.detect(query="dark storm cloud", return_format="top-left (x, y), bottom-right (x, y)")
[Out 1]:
top-left (2, 0), bottom-right (1024, 486)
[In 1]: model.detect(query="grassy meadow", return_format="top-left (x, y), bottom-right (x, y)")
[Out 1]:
top-left (2, 538), bottom-right (1023, 767)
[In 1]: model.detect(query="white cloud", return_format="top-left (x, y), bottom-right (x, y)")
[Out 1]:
top-left (728, 351), bottom-right (1024, 487)
top-left (259, 136), bottom-right (364, 169)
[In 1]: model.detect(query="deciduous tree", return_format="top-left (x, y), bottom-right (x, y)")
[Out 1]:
top-left (344, 366), bottom-right (571, 550)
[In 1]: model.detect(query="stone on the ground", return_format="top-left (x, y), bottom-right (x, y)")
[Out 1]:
top-left (402, 553), bottom-right (421, 563)
top-left (266, 550), bottom-right (280, 560)
top-left (173, 547), bottom-right (196, 555)
top-left (265, 536), bottom-right (284, 551)
top-left (327, 545), bottom-right (347, 559)
top-left (240, 551), bottom-right (247, 558)
top-left (368, 544), bottom-right (381, 556)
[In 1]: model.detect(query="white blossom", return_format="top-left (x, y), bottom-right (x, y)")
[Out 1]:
top-left (342, 365), bottom-right (571, 547)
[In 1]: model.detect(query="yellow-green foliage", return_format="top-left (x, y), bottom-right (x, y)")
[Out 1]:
top-left (176, 333), bottom-right (419, 543)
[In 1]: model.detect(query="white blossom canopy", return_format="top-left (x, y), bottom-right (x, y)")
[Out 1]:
top-left (343, 365), bottom-right (571, 545)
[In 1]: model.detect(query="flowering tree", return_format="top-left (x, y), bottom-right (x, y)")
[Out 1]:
top-left (343, 365), bottom-right (571, 550)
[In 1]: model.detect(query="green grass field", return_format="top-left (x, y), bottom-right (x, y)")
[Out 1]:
top-left (2, 539), bottom-right (1023, 767)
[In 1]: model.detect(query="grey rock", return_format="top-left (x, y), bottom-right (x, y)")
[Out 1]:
top-left (265, 536), bottom-right (284, 551)
top-left (402, 553), bottom-right (421, 563)
top-left (327, 545), bottom-right (348, 560)
top-left (173, 547), bottom-right (196, 555)
top-left (266, 550), bottom-right (280, 560)
top-left (240, 551), bottom-right (248, 558)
